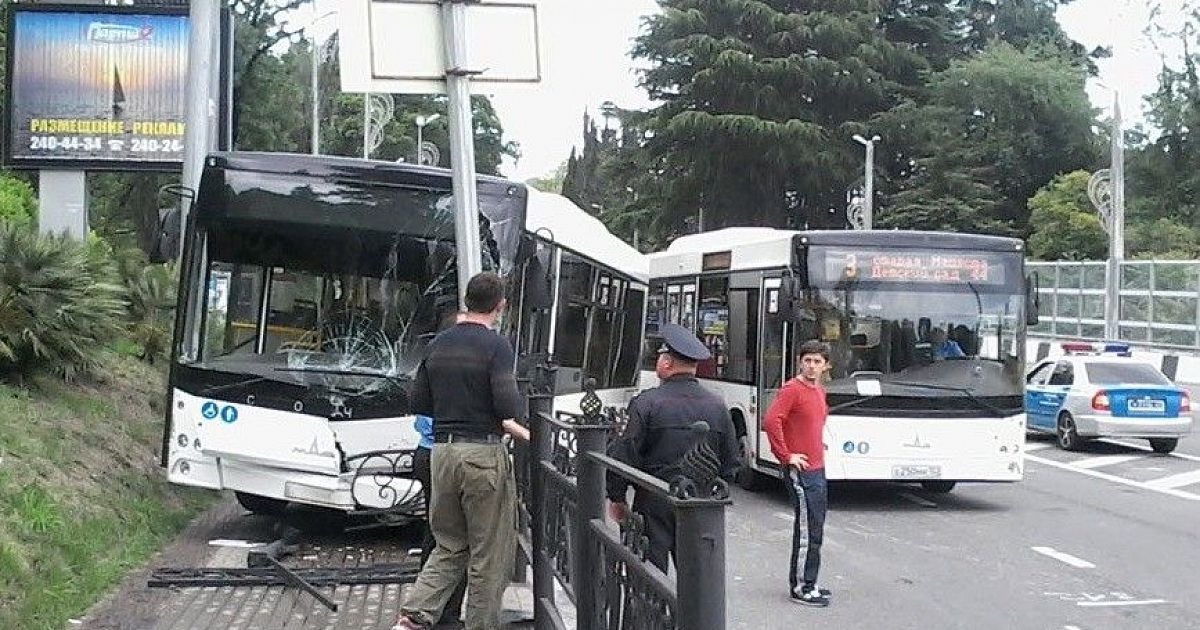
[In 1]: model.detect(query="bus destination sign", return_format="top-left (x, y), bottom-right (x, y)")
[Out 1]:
top-left (822, 249), bottom-right (1007, 286)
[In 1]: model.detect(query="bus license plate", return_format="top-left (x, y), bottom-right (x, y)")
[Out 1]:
top-left (893, 465), bottom-right (942, 480)
top-left (1128, 398), bottom-right (1165, 413)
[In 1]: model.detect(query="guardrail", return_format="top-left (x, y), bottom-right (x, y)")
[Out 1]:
top-left (1028, 260), bottom-right (1200, 351)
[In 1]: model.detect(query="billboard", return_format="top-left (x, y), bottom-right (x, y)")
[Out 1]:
top-left (4, 5), bottom-right (189, 171)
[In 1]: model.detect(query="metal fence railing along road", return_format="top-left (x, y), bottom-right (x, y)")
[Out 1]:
top-left (1028, 260), bottom-right (1200, 352)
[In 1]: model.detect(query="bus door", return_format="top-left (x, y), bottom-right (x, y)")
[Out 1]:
top-left (756, 277), bottom-right (790, 469)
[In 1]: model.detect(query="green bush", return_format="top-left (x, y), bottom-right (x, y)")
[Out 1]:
top-left (0, 222), bottom-right (126, 380)
top-left (0, 173), bottom-right (36, 229)
top-left (125, 260), bottom-right (178, 363)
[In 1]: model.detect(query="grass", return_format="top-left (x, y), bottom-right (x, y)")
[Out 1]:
top-left (0, 354), bottom-right (214, 630)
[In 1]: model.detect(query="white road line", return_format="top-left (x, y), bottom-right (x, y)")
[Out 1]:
top-left (1076, 599), bottom-right (1168, 608)
top-left (1024, 453), bottom-right (1200, 501)
top-left (898, 492), bottom-right (938, 508)
top-left (1063, 626), bottom-right (1083, 630)
top-left (1072, 455), bottom-right (1142, 469)
top-left (1145, 468), bottom-right (1200, 490)
top-left (774, 511), bottom-right (793, 522)
top-left (1031, 546), bottom-right (1096, 569)
top-left (1024, 442), bottom-right (1053, 452)
top-left (1100, 438), bottom-right (1200, 463)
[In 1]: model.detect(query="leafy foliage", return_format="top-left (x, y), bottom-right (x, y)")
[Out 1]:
top-left (0, 224), bottom-right (126, 380)
top-left (1026, 170), bottom-right (1108, 260)
top-left (0, 173), bottom-right (36, 230)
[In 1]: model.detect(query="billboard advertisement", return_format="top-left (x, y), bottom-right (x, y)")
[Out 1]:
top-left (5, 5), bottom-right (189, 171)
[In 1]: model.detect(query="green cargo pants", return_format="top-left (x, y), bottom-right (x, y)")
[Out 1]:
top-left (400, 442), bottom-right (516, 630)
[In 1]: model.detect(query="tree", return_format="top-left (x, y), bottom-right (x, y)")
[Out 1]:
top-left (877, 43), bottom-right (1098, 234)
top-left (1026, 170), bottom-right (1107, 260)
top-left (626, 0), bottom-right (928, 233)
top-left (527, 160), bottom-right (568, 194)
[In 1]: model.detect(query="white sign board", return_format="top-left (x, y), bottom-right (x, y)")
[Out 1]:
top-left (339, 0), bottom-right (541, 94)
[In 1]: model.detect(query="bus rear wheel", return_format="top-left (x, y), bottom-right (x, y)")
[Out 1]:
top-left (920, 481), bottom-right (957, 494)
top-left (736, 436), bottom-right (768, 491)
top-left (235, 491), bottom-right (288, 516)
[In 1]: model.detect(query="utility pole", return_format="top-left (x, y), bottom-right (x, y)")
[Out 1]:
top-left (853, 134), bottom-right (880, 229)
top-left (1105, 92), bottom-right (1126, 340)
top-left (363, 93), bottom-right (372, 159)
top-left (180, 0), bottom-right (221, 249)
top-left (311, 39), bottom-right (320, 155)
top-left (442, 0), bottom-right (483, 305)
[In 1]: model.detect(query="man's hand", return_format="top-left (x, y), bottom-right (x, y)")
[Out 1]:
top-left (501, 419), bottom-right (530, 443)
top-left (607, 500), bottom-right (630, 522)
top-left (787, 453), bottom-right (810, 471)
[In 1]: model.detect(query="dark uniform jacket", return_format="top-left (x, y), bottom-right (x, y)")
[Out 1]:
top-left (606, 374), bottom-right (741, 502)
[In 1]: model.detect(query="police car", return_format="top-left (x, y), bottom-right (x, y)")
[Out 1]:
top-left (1025, 342), bottom-right (1192, 453)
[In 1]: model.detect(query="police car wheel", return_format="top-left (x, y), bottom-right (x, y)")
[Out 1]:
top-left (1149, 438), bottom-right (1178, 454)
top-left (920, 481), bottom-right (956, 494)
top-left (235, 491), bottom-right (288, 516)
top-left (1056, 412), bottom-right (1084, 451)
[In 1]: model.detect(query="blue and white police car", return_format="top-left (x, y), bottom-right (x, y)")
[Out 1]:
top-left (1025, 342), bottom-right (1192, 453)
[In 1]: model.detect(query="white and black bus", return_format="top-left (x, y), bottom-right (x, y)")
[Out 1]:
top-left (163, 153), bottom-right (647, 515)
top-left (643, 228), bottom-right (1038, 493)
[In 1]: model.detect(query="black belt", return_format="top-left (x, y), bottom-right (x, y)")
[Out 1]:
top-left (434, 433), bottom-right (504, 444)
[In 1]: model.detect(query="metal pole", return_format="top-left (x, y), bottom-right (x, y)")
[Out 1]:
top-left (528, 364), bottom-right (555, 630)
top-left (442, 0), bottom-right (483, 306)
top-left (363, 93), bottom-right (371, 159)
top-left (416, 122), bottom-right (423, 165)
top-left (311, 36), bottom-right (319, 155)
top-left (864, 138), bottom-right (875, 229)
top-left (180, 0), bottom-right (221, 250)
top-left (675, 502), bottom-right (727, 630)
top-left (573, 426), bottom-right (607, 628)
top-left (1105, 92), bottom-right (1125, 340)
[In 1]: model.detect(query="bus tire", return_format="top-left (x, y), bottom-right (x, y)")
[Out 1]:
top-left (235, 491), bottom-right (288, 516)
top-left (736, 435), bottom-right (767, 491)
top-left (920, 481), bottom-right (957, 494)
top-left (1149, 438), bottom-right (1178, 454)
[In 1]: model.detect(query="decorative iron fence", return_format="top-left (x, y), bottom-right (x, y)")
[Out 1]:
top-left (1028, 260), bottom-right (1200, 351)
top-left (519, 361), bottom-right (731, 630)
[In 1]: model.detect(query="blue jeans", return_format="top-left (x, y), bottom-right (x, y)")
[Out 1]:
top-left (784, 468), bottom-right (827, 589)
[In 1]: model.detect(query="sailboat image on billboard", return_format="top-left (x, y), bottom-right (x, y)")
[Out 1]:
top-left (112, 64), bottom-right (126, 119)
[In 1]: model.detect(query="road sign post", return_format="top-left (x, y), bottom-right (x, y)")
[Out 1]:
top-left (339, 0), bottom-right (541, 308)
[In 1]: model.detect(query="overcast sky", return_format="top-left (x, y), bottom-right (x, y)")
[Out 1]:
top-left (312, 0), bottom-right (1192, 181)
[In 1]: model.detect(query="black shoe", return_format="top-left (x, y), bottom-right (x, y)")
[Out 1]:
top-left (790, 585), bottom-right (831, 607)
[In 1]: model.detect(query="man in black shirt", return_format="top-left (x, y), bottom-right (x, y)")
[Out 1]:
top-left (394, 273), bottom-right (528, 630)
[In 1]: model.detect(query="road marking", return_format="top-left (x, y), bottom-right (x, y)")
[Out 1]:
top-left (1024, 442), bottom-right (1053, 452)
top-left (1025, 453), bottom-right (1200, 501)
top-left (1031, 546), bottom-right (1095, 569)
top-left (1100, 438), bottom-right (1200, 463)
top-left (1145, 468), bottom-right (1200, 490)
top-left (1064, 626), bottom-right (1083, 630)
top-left (774, 511), bottom-right (792, 522)
top-left (898, 492), bottom-right (937, 508)
top-left (1072, 455), bottom-right (1141, 469)
top-left (1076, 599), bottom-right (1167, 608)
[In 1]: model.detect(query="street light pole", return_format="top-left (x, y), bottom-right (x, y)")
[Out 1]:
top-left (1105, 91), bottom-right (1126, 340)
top-left (414, 114), bottom-right (440, 165)
top-left (853, 134), bottom-right (880, 229)
top-left (311, 38), bottom-right (319, 155)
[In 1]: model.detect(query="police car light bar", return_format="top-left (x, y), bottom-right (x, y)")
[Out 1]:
top-left (1061, 342), bottom-right (1133, 356)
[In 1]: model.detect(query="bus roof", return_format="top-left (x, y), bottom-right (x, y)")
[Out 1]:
top-left (526, 189), bottom-right (648, 282)
top-left (653, 227), bottom-right (1024, 276)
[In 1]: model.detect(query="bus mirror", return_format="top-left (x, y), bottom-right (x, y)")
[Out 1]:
top-left (149, 207), bottom-right (180, 263)
top-left (1025, 272), bottom-right (1040, 327)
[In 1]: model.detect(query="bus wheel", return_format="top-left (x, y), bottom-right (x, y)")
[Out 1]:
top-left (736, 436), bottom-right (767, 491)
top-left (1149, 438), bottom-right (1178, 454)
top-left (235, 491), bottom-right (288, 516)
top-left (920, 481), bottom-right (957, 494)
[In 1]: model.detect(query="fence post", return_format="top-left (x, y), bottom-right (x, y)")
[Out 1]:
top-left (675, 502), bottom-right (727, 630)
top-left (528, 360), bottom-right (556, 630)
top-left (573, 381), bottom-right (610, 630)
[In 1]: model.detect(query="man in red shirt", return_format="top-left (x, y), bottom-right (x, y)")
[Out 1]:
top-left (764, 340), bottom-right (832, 607)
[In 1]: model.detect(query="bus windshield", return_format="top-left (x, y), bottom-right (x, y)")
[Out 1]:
top-left (185, 170), bottom-right (519, 387)
top-left (803, 245), bottom-right (1026, 413)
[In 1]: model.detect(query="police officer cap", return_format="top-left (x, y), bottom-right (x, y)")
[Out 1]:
top-left (657, 323), bottom-right (711, 362)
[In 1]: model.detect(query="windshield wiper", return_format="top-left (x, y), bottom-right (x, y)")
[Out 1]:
top-left (199, 376), bottom-right (271, 397)
top-left (888, 380), bottom-right (1012, 417)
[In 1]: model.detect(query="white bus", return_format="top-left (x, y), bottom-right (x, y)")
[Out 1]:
top-left (163, 153), bottom-right (647, 516)
top-left (643, 228), bottom-right (1037, 493)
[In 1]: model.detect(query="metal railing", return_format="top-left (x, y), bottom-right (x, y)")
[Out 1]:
top-left (519, 361), bottom-right (731, 630)
top-left (1028, 260), bottom-right (1200, 351)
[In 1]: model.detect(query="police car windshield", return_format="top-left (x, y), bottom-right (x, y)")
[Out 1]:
top-left (1086, 363), bottom-right (1172, 386)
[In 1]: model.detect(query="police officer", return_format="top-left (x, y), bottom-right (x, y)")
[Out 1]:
top-left (605, 323), bottom-right (741, 572)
